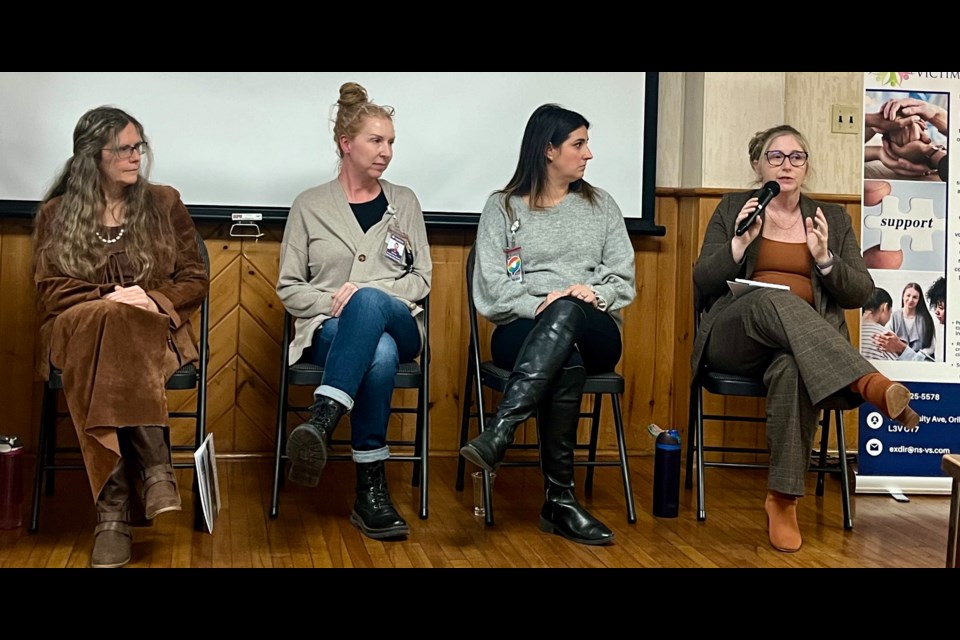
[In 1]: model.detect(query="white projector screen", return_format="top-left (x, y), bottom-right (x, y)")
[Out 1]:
top-left (0, 72), bottom-right (658, 227)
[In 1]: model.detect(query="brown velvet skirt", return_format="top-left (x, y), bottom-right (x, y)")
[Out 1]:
top-left (49, 299), bottom-right (180, 502)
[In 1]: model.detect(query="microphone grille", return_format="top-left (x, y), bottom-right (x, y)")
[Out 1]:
top-left (765, 180), bottom-right (781, 195)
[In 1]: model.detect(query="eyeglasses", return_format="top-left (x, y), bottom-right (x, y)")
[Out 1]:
top-left (103, 141), bottom-right (148, 159)
top-left (764, 150), bottom-right (808, 167)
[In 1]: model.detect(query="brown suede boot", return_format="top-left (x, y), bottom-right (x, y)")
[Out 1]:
top-left (765, 491), bottom-right (802, 553)
top-left (91, 511), bottom-right (133, 568)
top-left (850, 373), bottom-right (920, 429)
top-left (91, 461), bottom-right (133, 568)
top-left (141, 464), bottom-right (182, 520)
top-left (124, 426), bottom-right (182, 519)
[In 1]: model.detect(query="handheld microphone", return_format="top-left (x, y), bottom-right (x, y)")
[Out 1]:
top-left (735, 181), bottom-right (781, 236)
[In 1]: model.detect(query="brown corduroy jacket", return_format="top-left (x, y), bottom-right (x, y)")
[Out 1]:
top-left (33, 184), bottom-right (208, 381)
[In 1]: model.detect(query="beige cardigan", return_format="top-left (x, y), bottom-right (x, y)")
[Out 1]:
top-left (277, 178), bottom-right (433, 365)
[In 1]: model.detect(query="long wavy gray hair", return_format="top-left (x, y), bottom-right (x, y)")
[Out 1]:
top-left (34, 105), bottom-right (176, 288)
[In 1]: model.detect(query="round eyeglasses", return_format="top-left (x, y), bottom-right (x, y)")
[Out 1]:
top-left (103, 141), bottom-right (148, 159)
top-left (764, 150), bottom-right (808, 167)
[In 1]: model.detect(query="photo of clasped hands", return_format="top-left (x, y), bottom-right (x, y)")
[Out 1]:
top-left (864, 97), bottom-right (948, 179)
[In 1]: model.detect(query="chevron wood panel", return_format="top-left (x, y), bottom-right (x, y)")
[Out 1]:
top-left (238, 307), bottom-right (281, 392)
top-left (208, 257), bottom-right (241, 330)
top-left (1, 193), bottom-right (864, 462)
top-left (235, 357), bottom-right (278, 452)
top-left (240, 256), bottom-right (284, 346)
top-left (206, 361), bottom-right (239, 450)
top-left (206, 307), bottom-right (239, 383)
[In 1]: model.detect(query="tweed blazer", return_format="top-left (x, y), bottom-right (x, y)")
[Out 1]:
top-left (690, 189), bottom-right (874, 380)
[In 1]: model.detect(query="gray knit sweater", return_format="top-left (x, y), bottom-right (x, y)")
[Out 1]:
top-left (473, 188), bottom-right (636, 327)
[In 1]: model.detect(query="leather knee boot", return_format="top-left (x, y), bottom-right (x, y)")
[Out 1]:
top-left (287, 395), bottom-right (348, 487)
top-left (91, 459), bottom-right (133, 569)
top-left (350, 460), bottom-right (409, 540)
top-left (460, 300), bottom-right (587, 472)
top-left (125, 426), bottom-right (181, 519)
top-left (537, 364), bottom-right (615, 546)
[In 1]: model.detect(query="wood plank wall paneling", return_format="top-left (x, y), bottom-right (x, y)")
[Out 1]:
top-left (0, 191), bottom-right (864, 462)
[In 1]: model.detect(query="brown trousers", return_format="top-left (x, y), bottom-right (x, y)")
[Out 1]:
top-left (50, 300), bottom-right (180, 502)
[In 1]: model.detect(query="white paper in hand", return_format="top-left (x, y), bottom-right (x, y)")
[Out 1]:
top-left (727, 278), bottom-right (790, 298)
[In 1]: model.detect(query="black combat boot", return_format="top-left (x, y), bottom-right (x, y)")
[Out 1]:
top-left (286, 396), bottom-right (347, 487)
top-left (460, 299), bottom-right (587, 472)
top-left (537, 364), bottom-right (615, 546)
top-left (350, 460), bottom-right (409, 540)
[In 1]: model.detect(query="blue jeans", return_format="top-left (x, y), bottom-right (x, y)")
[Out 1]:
top-left (302, 288), bottom-right (421, 457)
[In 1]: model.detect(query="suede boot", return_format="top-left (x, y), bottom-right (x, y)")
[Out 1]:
top-left (287, 395), bottom-right (347, 487)
top-left (850, 373), bottom-right (920, 429)
top-left (141, 465), bottom-right (182, 519)
top-left (90, 460), bottom-right (133, 569)
top-left (537, 364), bottom-right (615, 546)
top-left (460, 300), bottom-right (586, 472)
top-left (126, 426), bottom-right (181, 519)
top-left (765, 490), bottom-right (802, 553)
top-left (350, 460), bottom-right (409, 540)
top-left (109, 454), bottom-right (151, 527)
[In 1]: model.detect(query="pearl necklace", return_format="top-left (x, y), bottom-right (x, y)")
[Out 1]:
top-left (95, 226), bottom-right (125, 244)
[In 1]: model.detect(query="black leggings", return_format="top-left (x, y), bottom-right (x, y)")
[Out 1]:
top-left (491, 297), bottom-right (623, 374)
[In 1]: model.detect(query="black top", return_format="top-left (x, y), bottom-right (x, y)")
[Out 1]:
top-left (350, 190), bottom-right (389, 234)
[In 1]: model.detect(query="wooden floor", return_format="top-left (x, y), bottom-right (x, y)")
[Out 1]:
top-left (1, 455), bottom-right (951, 568)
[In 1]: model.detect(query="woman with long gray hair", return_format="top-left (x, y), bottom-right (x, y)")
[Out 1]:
top-left (33, 106), bottom-right (208, 568)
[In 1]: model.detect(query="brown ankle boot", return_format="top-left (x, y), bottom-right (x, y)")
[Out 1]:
top-left (91, 511), bottom-right (132, 568)
top-left (141, 464), bottom-right (182, 519)
top-left (765, 491), bottom-right (802, 553)
top-left (91, 461), bottom-right (134, 568)
top-left (850, 373), bottom-right (920, 429)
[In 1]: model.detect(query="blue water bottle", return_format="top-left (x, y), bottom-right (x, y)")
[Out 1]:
top-left (653, 428), bottom-right (681, 518)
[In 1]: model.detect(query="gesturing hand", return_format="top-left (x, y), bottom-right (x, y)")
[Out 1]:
top-left (805, 207), bottom-right (830, 265)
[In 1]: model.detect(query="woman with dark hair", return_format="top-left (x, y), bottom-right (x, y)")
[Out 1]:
top-left (888, 282), bottom-right (935, 359)
top-left (277, 82), bottom-right (431, 541)
top-left (460, 103), bottom-right (636, 545)
top-left (33, 106), bottom-right (208, 568)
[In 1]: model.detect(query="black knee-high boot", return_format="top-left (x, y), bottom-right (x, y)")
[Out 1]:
top-left (460, 299), bottom-right (587, 472)
top-left (537, 364), bottom-right (615, 546)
